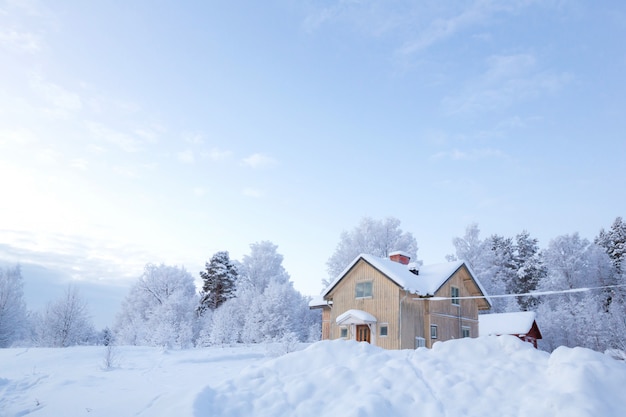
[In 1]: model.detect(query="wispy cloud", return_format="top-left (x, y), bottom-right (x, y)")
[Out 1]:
top-left (0, 128), bottom-right (38, 145)
top-left (241, 153), bottom-right (276, 168)
top-left (86, 121), bottom-right (144, 153)
top-left (70, 158), bottom-right (88, 171)
top-left (303, 0), bottom-right (541, 56)
top-left (431, 148), bottom-right (506, 161)
top-left (0, 28), bottom-right (41, 52)
top-left (442, 53), bottom-right (572, 115)
top-left (183, 132), bottom-right (204, 145)
top-left (177, 149), bottom-right (195, 164)
top-left (202, 148), bottom-right (232, 161)
top-left (242, 188), bottom-right (264, 198)
top-left (193, 187), bottom-right (208, 197)
top-left (398, 4), bottom-right (487, 55)
top-left (29, 74), bottom-right (83, 118)
top-left (0, 229), bottom-right (152, 283)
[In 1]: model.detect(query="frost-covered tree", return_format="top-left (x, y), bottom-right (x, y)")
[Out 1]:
top-left (537, 234), bottom-right (615, 351)
top-left (449, 225), bottom-right (510, 312)
top-left (595, 216), bottom-right (626, 274)
top-left (447, 223), bottom-right (483, 268)
top-left (540, 233), bottom-right (611, 291)
top-left (511, 231), bottom-right (546, 311)
top-left (114, 263), bottom-right (197, 348)
top-left (36, 285), bottom-right (94, 347)
top-left (205, 298), bottom-right (245, 346)
top-left (239, 241), bottom-right (290, 291)
top-left (0, 265), bottom-right (28, 347)
top-left (201, 241), bottom-right (319, 345)
top-left (197, 251), bottom-right (238, 316)
top-left (326, 217), bottom-right (419, 286)
top-left (450, 226), bottom-right (545, 313)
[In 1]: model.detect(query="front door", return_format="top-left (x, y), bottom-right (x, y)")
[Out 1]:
top-left (356, 325), bottom-right (370, 343)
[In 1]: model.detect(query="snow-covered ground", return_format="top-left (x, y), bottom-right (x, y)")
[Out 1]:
top-left (2, 336), bottom-right (625, 417)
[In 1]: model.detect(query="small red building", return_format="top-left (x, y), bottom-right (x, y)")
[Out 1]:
top-left (479, 311), bottom-right (542, 348)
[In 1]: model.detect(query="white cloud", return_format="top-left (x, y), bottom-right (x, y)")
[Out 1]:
top-left (0, 128), bottom-right (38, 145)
top-left (442, 53), bottom-right (572, 115)
top-left (36, 148), bottom-right (63, 165)
top-left (431, 148), bottom-right (506, 161)
top-left (0, 28), bottom-right (41, 52)
top-left (202, 148), bottom-right (232, 161)
top-left (242, 188), bottom-right (264, 198)
top-left (193, 187), bottom-right (208, 197)
top-left (70, 158), bottom-right (88, 171)
top-left (241, 153), bottom-right (276, 168)
top-left (112, 165), bottom-right (140, 179)
top-left (86, 121), bottom-right (143, 153)
top-left (399, 5), bottom-right (487, 55)
top-left (183, 132), bottom-right (204, 145)
top-left (29, 74), bottom-right (83, 118)
top-left (177, 149), bottom-right (195, 164)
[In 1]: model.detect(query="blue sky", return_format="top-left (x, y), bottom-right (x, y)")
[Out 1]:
top-left (1, 1), bottom-right (625, 327)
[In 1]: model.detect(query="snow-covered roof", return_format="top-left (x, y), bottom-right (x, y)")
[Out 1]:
top-left (479, 312), bottom-right (537, 337)
top-left (308, 295), bottom-right (332, 308)
top-left (322, 254), bottom-right (490, 304)
top-left (336, 309), bottom-right (377, 325)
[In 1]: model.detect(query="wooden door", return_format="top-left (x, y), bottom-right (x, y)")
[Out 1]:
top-left (356, 325), bottom-right (370, 343)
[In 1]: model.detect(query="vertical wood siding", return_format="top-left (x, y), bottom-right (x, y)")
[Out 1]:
top-left (327, 260), bottom-right (401, 349)
top-left (324, 261), bottom-right (488, 350)
top-left (427, 265), bottom-right (481, 347)
top-left (321, 308), bottom-right (331, 340)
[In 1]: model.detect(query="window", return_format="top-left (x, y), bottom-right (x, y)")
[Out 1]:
top-left (451, 286), bottom-right (460, 305)
top-left (462, 326), bottom-right (470, 338)
top-left (379, 324), bottom-right (388, 337)
top-left (340, 327), bottom-right (348, 338)
top-left (430, 324), bottom-right (438, 339)
top-left (355, 281), bottom-right (373, 298)
top-left (415, 337), bottom-right (426, 348)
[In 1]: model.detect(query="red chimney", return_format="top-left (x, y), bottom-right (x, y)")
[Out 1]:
top-left (389, 251), bottom-right (410, 265)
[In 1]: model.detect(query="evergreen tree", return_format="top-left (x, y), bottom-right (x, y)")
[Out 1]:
top-left (595, 216), bottom-right (626, 274)
top-left (197, 251), bottom-right (238, 316)
top-left (512, 231), bottom-right (546, 310)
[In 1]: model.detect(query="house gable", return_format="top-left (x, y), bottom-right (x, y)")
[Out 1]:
top-left (325, 258), bottom-right (402, 350)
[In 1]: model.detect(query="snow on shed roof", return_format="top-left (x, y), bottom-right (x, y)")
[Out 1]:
top-left (322, 254), bottom-right (490, 303)
top-left (479, 311), bottom-right (537, 337)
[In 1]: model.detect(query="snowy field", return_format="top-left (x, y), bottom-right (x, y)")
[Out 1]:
top-left (2, 336), bottom-right (626, 417)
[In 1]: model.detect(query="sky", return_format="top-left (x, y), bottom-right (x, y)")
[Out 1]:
top-left (1, 0), bottom-right (625, 327)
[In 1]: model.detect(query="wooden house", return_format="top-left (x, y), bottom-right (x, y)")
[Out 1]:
top-left (479, 311), bottom-right (542, 348)
top-left (310, 251), bottom-right (491, 349)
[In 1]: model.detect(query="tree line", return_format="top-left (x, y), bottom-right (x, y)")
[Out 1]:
top-left (321, 216), bottom-right (625, 352)
top-left (447, 218), bottom-right (625, 352)
top-left (1, 216), bottom-right (624, 352)
top-left (0, 241), bottom-right (320, 349)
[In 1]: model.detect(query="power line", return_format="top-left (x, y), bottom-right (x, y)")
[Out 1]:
top-left (416, 283), bottom-right (626, 301)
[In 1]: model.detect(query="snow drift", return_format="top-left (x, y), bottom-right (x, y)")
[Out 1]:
top-left (2, 337), bottom-right (626, 417)
top-left (196, 337), bottom-right (626, 417)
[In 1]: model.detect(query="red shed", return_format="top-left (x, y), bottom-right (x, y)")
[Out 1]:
top-left (479, 311), bottom-right (542, 348)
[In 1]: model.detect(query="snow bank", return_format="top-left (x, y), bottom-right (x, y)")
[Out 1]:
top-left (2, 337), bottom-right (625, 417)
top-left (196, 337), bottom-right (626, 417)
